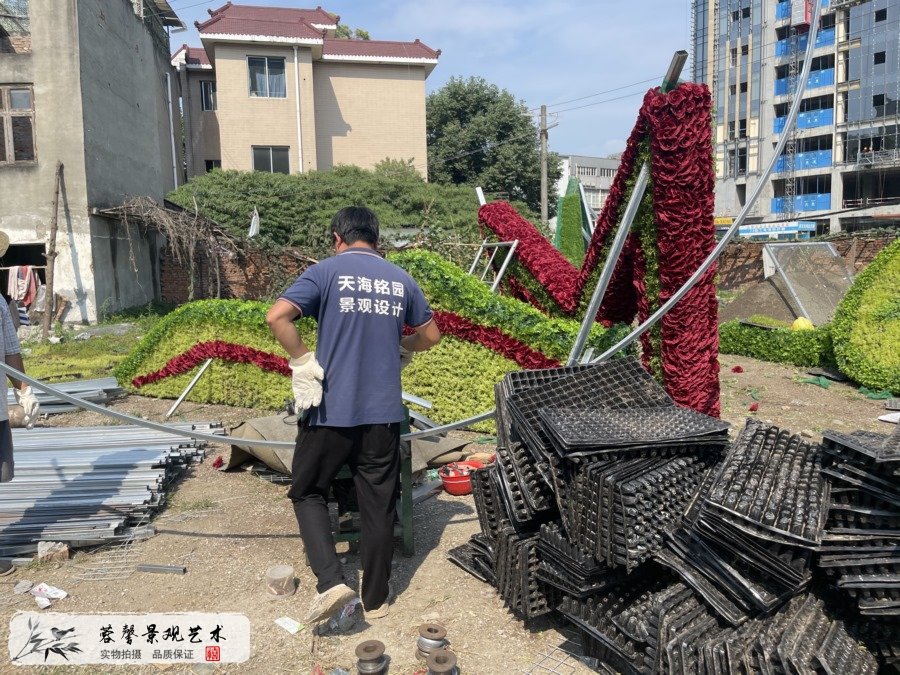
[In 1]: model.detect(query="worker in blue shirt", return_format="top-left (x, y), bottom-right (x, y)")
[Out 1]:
top-left (267, 206), bottom-right (440, 623)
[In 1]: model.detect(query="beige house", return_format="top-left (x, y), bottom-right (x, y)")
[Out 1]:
top-left (173, 3), bottom-right (440, 179)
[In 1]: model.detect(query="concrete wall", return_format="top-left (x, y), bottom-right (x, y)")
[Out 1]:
top-left (183, 69), bottom-right (221, 177)
top-left (0, 0), bottom-right (176, 322)
top-left (0, 0), bottom-right (97, 322)
top-left (313, 62), bottom-right (427, 176)
top-left (76, 0), bottom-right (176, 318)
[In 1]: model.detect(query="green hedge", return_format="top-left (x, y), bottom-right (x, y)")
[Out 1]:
top-left (719, 320), bottom-right (835, 367)
top-left (831, 238), bottom-right (900, 393)
top-left (389, 249), bottom-right (629, 359)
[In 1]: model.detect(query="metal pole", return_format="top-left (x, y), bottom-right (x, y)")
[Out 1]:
top-left (540, 104), bottom-right (548, 227)
top-left (566, 164), bottom-right (650, 365)
top-left (490, 240), bottom-right (518, 292)
top-left (165, 358), bottom-right (213, 419)
top-left (591, 3), bottom-right (822, 364)
top-left (566, 50), bottom-right (687, 366)
top-left (42, 161), bottom-right (62, 338)
top-left (0, 361), bottom-right (494, 449)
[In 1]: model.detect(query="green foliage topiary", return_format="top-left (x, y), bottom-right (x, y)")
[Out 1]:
top-left (831, 237), bottom-right (900, 393)
top-left (718, 320), bottom-right (835, 368)
top-left (116, 250), bottom-right (627, 426)
top-left (389, 249), bottom-right (628, 359)
top-left (555, 191), bottom-right (586, 264)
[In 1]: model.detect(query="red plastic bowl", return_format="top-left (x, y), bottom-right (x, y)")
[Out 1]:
top-left (438, 460), bottom-right (485, 496)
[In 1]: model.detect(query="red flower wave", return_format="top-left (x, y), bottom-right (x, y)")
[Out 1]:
top-left (132, 311), bottom-right (558, 389)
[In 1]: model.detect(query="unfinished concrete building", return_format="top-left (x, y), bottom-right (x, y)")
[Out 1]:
top-left (692, 0), bottom-right (900, 235)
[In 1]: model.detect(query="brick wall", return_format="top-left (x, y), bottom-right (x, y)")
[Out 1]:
top-left (160, 245), bottom-right (311, 304)
top-left (717, 235), bottom-right (896, 291)
top-left (0, 34), bottom-right (31, 54)
top-left (161, 234), bottom-right (896, 304)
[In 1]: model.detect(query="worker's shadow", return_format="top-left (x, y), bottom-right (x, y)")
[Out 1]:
top-left (339, 495), bottom-right (476, 601)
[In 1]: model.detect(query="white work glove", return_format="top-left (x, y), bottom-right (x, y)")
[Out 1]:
top-left (289, 353), bottom-right (324, 410)
top-left (399, 345), bottom-right (414, 371)
top-left (14, 386), bottom-right (40, 429)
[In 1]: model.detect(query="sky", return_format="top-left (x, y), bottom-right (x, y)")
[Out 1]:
top-left (168, 0), bottom-right (693, 157)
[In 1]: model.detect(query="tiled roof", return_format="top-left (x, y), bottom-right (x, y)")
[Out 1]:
top-left (198, 16), bottom-right (324, 41)
top-left (322, 38), bottom-right (440, 61)
top-left (171, 44), bottom-right (212, 69)
top-left (196, 2), bottom-right (336, 39)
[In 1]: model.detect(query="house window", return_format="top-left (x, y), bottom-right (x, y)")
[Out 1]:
top-left (873, 94), bottom-right (885, 108)
top-left (252, 146), bottom-right (289, 174)
top-left (874, 51), bottom-right (886, 65)
top-left (875, 8), bottom-right (886, 21)
top-left (248, 57), bottom-right (286, 98)
top-left (200, 81), bottom-right (217, 111)
top-left (740, 81), bottom-right (748, 93)
top-left (204, 159), bottom-right (221, 172)
top-left (0, 85), bottom-right (36, 164)
top-left (741, 44), bottom-right (748, 56)
top-left (576, 165), bottom-right (596, 177)
top-left (738, 118), bottom-right (747, 138)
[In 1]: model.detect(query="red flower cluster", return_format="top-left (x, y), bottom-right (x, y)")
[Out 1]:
top-left (431, 311), bottom-right (558, 370)
top-left (132, 340), bottom-right (292, 388)
top-left (133, 311), bottom-right (557, 390)
top-left (478, 84), bottom-right (720, 416)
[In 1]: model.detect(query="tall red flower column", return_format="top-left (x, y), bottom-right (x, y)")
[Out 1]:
top-left (644, 85), bottom-right (720, 417)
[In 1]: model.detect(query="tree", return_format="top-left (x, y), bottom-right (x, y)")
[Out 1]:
top-left (334, 24), bottom-right (370, 40)
top-left (427, 76), bottom-right (561, 214)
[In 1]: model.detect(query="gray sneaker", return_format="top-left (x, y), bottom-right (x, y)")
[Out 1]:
top-left (304, 583), bottom-right (357, 623)
top-left (363, 583), bottom-right (395, 621)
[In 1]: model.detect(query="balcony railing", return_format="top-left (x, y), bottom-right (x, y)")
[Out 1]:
top-left (774, 107), bottom-right (834, 133)
top-left (841, 147), bottom-right (900, 167)
top-left (771, 193), bottom-right (832, 213)
top-left (777, 0), bottom-right (831, 20)
top-left (774, 148), bottom-right (833, 172)
top-left (774, 68), bottom-right (835, 95)
top-left (775, 27), bottom-right (836, 56)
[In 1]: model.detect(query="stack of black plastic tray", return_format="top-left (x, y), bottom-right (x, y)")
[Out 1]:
top-left (656, 420), bottom-right (825, 625)
top-left (818, 427), bottom-right (899, 624)
top-left (492, 526), bottom-right (555, 620)
top-left (535, 522), bottom-right (627, 598)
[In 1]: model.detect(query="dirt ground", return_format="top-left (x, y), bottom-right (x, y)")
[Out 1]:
top-left (0, 356), bottom-right (893, 674)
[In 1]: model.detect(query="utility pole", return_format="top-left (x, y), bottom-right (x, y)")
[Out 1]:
top-left (540, 104), bottom-right (548, 227)
top-left (43, 161), bottom-right (62, 339)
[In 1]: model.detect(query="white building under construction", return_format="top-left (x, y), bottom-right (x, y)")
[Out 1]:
top-left (692, 0), bottom-right (900, 235)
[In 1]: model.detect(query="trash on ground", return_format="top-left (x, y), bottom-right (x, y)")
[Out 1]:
top-left (274, 616), bottom-right (305, 634)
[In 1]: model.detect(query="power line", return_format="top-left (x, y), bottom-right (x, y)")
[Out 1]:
top-left (530, 76), bottom-right (664, 113)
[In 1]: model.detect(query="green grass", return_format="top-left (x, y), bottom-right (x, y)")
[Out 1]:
top-left (21, 304), bottom-right (171, 381)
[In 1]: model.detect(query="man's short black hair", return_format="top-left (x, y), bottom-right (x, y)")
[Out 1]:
top-left (330, 206), bottom-right (379, 246)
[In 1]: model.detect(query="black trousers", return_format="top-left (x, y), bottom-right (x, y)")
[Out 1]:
top-left (287, 422), bottom-right (400, 610)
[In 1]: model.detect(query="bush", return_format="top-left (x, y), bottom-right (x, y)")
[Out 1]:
top-left (718, 320), bottom-right (835, 367)
top-left (116, 248), bottom-right (626, 426)
top-left (167, 163), bottom-right (538, 269)
top-left (115, 300), bottom-right (315, 409)
top-left (831, 238), bottom-right (900, 393)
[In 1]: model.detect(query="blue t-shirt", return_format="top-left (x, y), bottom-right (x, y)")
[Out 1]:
top-left (280, 247), bottom-right (433, 427)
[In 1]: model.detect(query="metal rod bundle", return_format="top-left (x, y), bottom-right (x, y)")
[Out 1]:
top-left (0, 423), bottom-right (222, 558)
